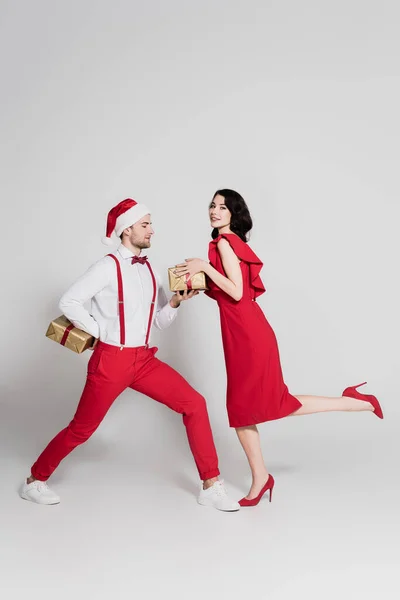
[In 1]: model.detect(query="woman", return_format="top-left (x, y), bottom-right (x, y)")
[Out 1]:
top-left (174, 189), bottom-right (383, 507)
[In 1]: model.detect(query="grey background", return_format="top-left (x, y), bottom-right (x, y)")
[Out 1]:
top-left (1, 1), bottom-right (399, 598)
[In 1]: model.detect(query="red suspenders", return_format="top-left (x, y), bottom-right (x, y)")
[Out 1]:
top-left (107, 254), bottom-right (156, 348)
top-left (144, 262), bottom-right (157, 348)
top-left (107, 255), bottom-right (126, 347)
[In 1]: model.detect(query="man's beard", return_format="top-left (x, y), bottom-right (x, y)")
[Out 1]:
top-left (135, 239), bottom-right (151, 249)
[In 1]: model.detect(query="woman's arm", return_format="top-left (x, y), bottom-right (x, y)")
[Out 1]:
top-left (176, 238), bottom-right (243, 301)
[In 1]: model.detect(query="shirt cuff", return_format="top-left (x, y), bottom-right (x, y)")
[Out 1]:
top-left (71, 318), bottom-right (100, 339)
top-left (165, 301), bottom-right (179, 316)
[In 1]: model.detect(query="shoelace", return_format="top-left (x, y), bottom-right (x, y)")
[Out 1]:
top-left (213, 482), bottom-right (228, 498)
top-left (36, 481), bottom-right (50, 493)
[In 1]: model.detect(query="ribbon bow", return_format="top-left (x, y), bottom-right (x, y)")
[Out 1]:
top-left (131, 255), bottom-right (148, 265)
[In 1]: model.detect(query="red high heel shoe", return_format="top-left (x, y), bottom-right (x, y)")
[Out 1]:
top-left (342, 382), bottom-right (384, 419)
top-left (239, 475), bottom-right (275, 507)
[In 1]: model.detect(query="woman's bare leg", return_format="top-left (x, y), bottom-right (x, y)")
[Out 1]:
top-left (236, 425), bottom-right (270, 500)
top-left (235, 395), bottom-right (373, 499)
top-left (291, 395), bottom-right (374, 416)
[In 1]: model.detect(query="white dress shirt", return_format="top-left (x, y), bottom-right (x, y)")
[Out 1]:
top-left (59, 244), bottom-right (178, 347)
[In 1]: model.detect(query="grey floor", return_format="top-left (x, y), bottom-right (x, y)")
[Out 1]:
top-left (1, 398), bottom-right (398, 600)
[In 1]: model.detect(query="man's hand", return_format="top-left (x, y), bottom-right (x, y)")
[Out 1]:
top-left (89, 338), bottom-right (99, 351)
top-left (170, 289), bottom-right (200, 308)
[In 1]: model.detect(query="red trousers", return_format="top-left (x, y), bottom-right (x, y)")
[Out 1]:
top-left (31, 342), bottom-right (220, 482)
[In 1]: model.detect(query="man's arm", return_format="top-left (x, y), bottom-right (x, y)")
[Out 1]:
top-left (59, 257), bottom-right (113, 338)
top-left (153, 275), bottom-right (199, 331)
top-left (153, 281), bottom-right (179, 330)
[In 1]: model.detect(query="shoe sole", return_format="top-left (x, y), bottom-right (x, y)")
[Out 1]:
top-left (197, 499), bottom-right (240, 512)
top-left (20, 492), bottom-right (60, 505)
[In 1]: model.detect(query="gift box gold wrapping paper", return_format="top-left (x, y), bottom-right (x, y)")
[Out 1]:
top-left (45, 315), bottom-right (94, 353)
top-left (168, 268), bottom-right (208, 292)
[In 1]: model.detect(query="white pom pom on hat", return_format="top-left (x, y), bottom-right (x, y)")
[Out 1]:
top-left (101, 236), bottom-right (115, 246)
top-left (102, 198), bottom-right (151, 245)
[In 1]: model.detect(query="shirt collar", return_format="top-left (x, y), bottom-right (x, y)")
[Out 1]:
top-left (117, 244), bottom-right (147, 260)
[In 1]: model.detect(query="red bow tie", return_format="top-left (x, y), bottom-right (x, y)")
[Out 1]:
top-left (131, 255), bottom-right (148, 265)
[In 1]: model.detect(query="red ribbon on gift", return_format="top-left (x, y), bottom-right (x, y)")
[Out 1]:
top-left (60, 323), bottom-right (74, 346)
top-left (185, 273), bottom-right (192, 290)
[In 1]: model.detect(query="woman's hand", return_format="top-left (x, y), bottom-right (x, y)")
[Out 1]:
top-left (174, 258), bottom-right (207, 280)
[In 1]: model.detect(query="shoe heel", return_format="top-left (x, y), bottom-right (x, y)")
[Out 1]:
top-left (269, 481), bottom-right (275, 503)
top-left (354, 382), bottom-right (367, 390)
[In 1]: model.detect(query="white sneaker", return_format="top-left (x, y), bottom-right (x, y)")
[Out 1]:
top-left (197, 480), bottom-right (240, 512)
top-left (20, 479), bottom-right (60, 505)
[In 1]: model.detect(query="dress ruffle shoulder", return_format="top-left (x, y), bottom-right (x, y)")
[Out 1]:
top-left (208, 233), bottom-right (266, 299)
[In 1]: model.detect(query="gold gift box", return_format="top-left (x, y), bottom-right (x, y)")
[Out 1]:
top-left (168, 268), bottom-right (208, 293)
top-left (45, 315), bottom-right (95, 354)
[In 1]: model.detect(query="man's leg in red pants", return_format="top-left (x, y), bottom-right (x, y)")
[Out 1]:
top-left (130, 349), bottom-right (220, 482)
top-left (22, 346), bottom-right (239, 510)
top-left (30, 352), bottom-right (130, 482)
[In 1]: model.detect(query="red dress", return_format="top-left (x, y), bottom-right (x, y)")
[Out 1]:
top-left (205, 233), bottom-right (302, 428)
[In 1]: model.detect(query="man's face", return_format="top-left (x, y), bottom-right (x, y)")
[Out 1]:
top-left (127, 214), bottom-right (154, 249)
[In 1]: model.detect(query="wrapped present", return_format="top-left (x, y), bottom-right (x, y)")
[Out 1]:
top-left (168, 267), bottom-right (208, 293)
top-left (45, 315), bottom-right (95, 353)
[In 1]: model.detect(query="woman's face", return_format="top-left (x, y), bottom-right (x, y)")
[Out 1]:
top-left (209, 194), bottom-right (231, 229)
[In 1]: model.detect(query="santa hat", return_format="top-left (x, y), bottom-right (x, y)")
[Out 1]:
top-left (102, 198), bottom-right (151, 245)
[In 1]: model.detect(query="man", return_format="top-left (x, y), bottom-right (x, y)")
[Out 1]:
top-left (20, 198), bottom-right (239, 512)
